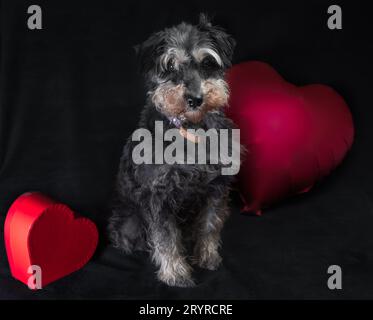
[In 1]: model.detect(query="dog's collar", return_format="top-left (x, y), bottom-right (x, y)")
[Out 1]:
top-left (168, 116), bottom-right (200, 144)
top-left (168, 116), bottom-right (183, 129)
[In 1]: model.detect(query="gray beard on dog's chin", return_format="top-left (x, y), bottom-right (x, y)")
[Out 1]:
top-left (183, 109), bottom-right (205, 123)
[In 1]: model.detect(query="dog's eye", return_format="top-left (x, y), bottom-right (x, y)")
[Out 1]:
top-left (166, 59), bottom-right (176, 72)
top-left (201, 56), bottom-right (219, 70)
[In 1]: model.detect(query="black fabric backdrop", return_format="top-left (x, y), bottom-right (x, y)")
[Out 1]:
top-left (0, 0), bottom-right (372, 299)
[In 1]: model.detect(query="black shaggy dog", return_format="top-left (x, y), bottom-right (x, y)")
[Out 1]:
top-left (108, 14), bottom-right (239, 287)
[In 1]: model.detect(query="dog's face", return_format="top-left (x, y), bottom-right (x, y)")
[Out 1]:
top-left (136, 15), bottom-right (236, 123)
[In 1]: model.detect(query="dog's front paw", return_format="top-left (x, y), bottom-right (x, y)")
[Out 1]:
top-left (157, 271), bottom-right (195, 287)
top-left (194, 249), bottom-right (222, 271)
top-left (156, 259), bottom-right (195, 287)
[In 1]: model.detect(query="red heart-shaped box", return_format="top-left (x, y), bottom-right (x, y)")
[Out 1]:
top-left (4, 192), bottom-right (98, 288)
top-left (226, 61), bottom-right (354, 213)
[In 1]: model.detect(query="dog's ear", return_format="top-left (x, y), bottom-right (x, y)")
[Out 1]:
top-left (198, 14), bottom-right (236, 68)
top-left (211, 29), bottom-right (236, 67)
top-left (134, 31), bottom-right (166, 74)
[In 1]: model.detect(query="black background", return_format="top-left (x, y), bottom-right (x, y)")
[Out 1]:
top-left (0, 0), bottom-right (372, 299)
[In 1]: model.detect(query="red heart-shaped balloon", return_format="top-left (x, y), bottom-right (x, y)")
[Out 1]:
top-left (4, 192), bottom-right (98, 288)
top-left (226, 61), bottom-right (354, 214)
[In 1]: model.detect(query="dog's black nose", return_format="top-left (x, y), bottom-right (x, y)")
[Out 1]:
top-left (186, 95), bottom-right (203, 109)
